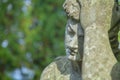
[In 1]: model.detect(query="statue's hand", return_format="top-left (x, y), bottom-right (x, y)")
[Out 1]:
top-left (63, 0), bottom-right (80, 21)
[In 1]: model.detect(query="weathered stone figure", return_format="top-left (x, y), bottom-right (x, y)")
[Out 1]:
top-left (40, 19), bottom-right (83, 79)
top-left (40, 0), bottom-right (120, 80)
top-left (63, 0), bottom-right (84, 61)
top-left (40, 0), bottom-right (83, 80)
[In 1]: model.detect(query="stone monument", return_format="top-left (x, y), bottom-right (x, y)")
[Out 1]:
top-left (40, 0), bottom-right (120, 80)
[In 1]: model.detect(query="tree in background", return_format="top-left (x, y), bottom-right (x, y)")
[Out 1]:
top-left (0, 0), bottom-right (66, 80)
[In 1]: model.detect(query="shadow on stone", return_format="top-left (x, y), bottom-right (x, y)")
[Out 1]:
top-left (55, 56), bottom-right (71, 75)
top-left (55, 56), bottom-right (82, 80)
top-left (111, 62), bottom-right (120, 80)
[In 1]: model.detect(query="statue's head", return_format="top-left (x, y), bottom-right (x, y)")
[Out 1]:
top-left (65, 18), bottom-right (84, 61)
top-left (63, 0), bottom-right (83, 61)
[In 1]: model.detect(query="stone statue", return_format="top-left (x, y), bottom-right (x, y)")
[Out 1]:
top-left (40, 0), bottom-right (120, 80)
top-left (63, 0), bottom-right (84, 61)
top-left (40, 0), bottom-right (83, 80)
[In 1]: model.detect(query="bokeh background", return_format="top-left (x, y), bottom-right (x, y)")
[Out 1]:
top-left (0, 0), bottom-right (66, 80)
top-left (0, 0), bottom-right (120, 80)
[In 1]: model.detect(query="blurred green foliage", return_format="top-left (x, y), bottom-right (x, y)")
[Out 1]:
top-left (0, 0), bottom-right (66, 80)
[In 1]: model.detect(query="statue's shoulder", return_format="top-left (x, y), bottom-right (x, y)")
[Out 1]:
top-left (40, 56), bottom-right (71, 80)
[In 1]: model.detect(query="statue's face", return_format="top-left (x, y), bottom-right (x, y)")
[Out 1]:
top-left (65, 19), bottom-right (83, 61)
